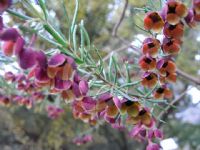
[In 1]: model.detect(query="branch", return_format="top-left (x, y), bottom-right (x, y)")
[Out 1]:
top-left (112, 0), bottom-right (129, 37)
top-left (102, 43), bottom-right (138, 62)
top-left (157, 87), bottom-right (189, 127)
top-left (176, 68), bottom-right (200, 85)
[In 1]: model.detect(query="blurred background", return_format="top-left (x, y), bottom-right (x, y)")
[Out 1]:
top-left (0, 0), bottom-right (200, 150)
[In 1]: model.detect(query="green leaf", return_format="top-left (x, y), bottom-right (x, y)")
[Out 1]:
top-left (144, 84), bottom-right (158, 98)
top-left (125, 63), bottom-right (131, 83)
top-left (38, 0), bottom-right (48, 20)
top-left (6, 9), bottom-right (32, 20)
top-left (62, 0), bottom-right (70, 25)
top-left (75, 57), bottom-right (84, 64)
top-left (108, 55), bottom-right (114, 82)
top-left (23, 0), bottom-right (44, 20)
top-left (115, 89), bottom-right (136, 102)
top-left (70, 0), bottom-right (79, 33)
top-left (43, 23), bottom-right (68, 47)
top-left (72, 25), bottom-right (78, 52)
top-left (18, 25), bottom-right (62, 47)
top-left (112, 56), bottom-right (118, 84)
top-left (135, 87), bottom-right (145, 95)
top-left (80, 20), bottom-right (91, 49)
top-left (147, 99), bottom-right (168, 103)
top-left (120, 81), bottom-right (141, 88)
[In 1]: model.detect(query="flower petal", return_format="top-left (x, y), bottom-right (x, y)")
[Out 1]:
top-left (82, 96), bottom-right (96, 111)
top-left (0, 28), bottom-right (19, 41)
top-left (79, 80), bottom-right (89, 95)
top-left (48, 53), bottom-right (66, 67)
top-left (35, 67), bottom-right (50, 83)
top-left (54, 78), bottom-right (72, 90)
top-left (14, 36), bottom-right (25, 56)
top-left (18, 48), bottom-right (37, 69)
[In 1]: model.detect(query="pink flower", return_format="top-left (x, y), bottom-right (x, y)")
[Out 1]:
top-left (146, 143), bottom-right (160, 150)
top-left (4, 72), bottom-right (15, 82)
top-left (47, 106), bottom-right (64, 119)
top-left (129, 124), bottom-right (147, 142)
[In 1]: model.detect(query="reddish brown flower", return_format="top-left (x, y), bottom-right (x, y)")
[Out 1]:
top-left (119, 100), bottom-right (140, 117)
top-left (127, 108), bottom-right (153, 127)
top-left (193, 0), bottom-right (200, 14)
top-left (163, 22), bottom-right (184, 39)
top-left (47, 54), bottom-right (76, 80)
top-left (139, 56), bottom-right (156, 71)
top-left (142, 38), bottom-right (161, 58)
top-left (139, 109), bottom-right (152, 127)
top-left (144, 12), bottom-right (164, 33)
top-left (141, 72), bottom-right (158, 88)
top-left (157, 59), bottom-right (176, 76)
top-left (162, 37), bottom-right (181, 55)
top-left (162, 0), bottom-right (188, 25)
top-left (194, 8), bottom-right (200, 21)
top-left (153, 86), bottom-right (173, 99)
top-left (160, 72), bottom-right (177, 84)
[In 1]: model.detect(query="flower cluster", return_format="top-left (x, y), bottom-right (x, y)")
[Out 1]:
top-left (72, 92), bottom-right (159, 139)
top-left (130, 123), bottom-right (163, 149)
top-left (0, 1), bottom-right (89, 116)
top-left (140, 0), bottom-right (200, 149)
top-left (0, 72), bottom-right (45, 108)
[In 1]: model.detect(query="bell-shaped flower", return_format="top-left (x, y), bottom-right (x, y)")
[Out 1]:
top-left (146, 143), bottom-right (160, 150)
top-left (142, 38), bottom-right (161, 58)
top-left (153, 86), bottom-right (173, 99)
top-left (160, 72), bottom-right (177, 84)
top-left (141, 72), bottom-right (158, 88)
top-left (184, 9), bottom-right (196, 27)
top-left (139, 56), bottom-right (156, 71)
top-left (162, 37), bottom-right (181, 55)
top-left (157, 59), bottom-right (176, 76)
top-left (144, 12), bottom-right (164, 33)
top-left (163, 22), bottom-right (184, 39)
top-left (162, 0), bottom-right (188, 25)
top-left (47, 54), bottom-right (76, 80)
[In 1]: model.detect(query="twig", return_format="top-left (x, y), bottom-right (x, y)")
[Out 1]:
top-left (177, 68), bottom-right (200, 85)
top-left (116, 36), bottom-right (140, 54)
top-left (102, 44), bottom-right (136, 62)
top-left (157, 88), bottom-right (189, 127)
top-left (112, 0), bottom-right (129, 37)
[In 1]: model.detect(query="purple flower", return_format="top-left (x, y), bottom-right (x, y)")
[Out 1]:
top-left (0, 28), bottom-right (19, 41)
top-left (47, 54), bottom-right (76, 80)
top-left (18, 48), bottom-right (37, 69)
top-left (47, 105), bottom-right (64, 119)
top-left (146, 143), bottom-right (160, 150)
top-left (154, 129), bottom-right (163, 139)
top-left (54, 77), bottom-right (72, 90)
top-left (185, 9), bottom-right (196, 27)
top-left (4, 72), bottom-right (15, 82)
top-left (81, 96), bottom-right (96, 112)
